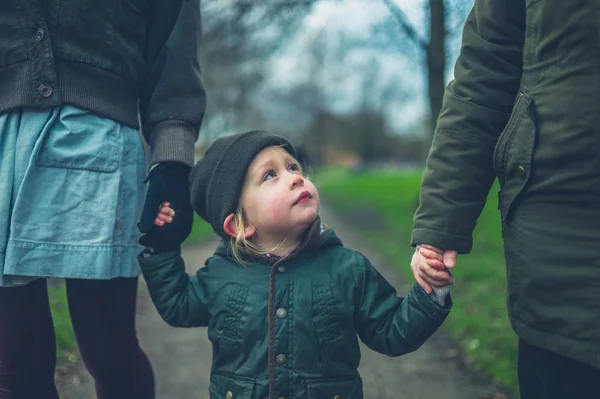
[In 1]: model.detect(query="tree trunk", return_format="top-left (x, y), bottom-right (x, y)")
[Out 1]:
top-left (426, 0), bottom-right (445, 147)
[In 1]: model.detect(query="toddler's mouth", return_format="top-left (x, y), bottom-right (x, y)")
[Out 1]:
top-left (294, 190), bottom-right (312, 205)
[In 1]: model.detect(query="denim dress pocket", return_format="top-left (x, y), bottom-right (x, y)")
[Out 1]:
top-left (14, 107), bottom-right (126, 247)
top-left (36, 110), bottom-right (122, 172)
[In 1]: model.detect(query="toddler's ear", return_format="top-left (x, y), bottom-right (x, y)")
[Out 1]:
top-left (223, 214), bottom-right (256, 239)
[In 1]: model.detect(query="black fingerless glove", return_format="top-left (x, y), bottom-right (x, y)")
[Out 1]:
top-left (138, 162), bottom-right (193, 253)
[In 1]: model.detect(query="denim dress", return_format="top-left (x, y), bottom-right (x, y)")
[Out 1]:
top-left (0, 105), bottom-right (146, 287)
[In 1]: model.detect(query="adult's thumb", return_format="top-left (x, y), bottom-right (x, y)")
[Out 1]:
top-left (443, 250), bottom-right (458, 268)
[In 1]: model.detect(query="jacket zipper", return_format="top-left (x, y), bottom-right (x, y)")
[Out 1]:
top-left (493, 91), bottom-right (524, 164)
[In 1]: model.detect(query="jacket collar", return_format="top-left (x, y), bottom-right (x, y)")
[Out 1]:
top-left (215, 215), bottom-right (341, 265)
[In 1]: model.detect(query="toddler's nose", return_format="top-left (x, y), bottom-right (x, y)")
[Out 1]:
top-left (290, 173), bottom-right (304, 188)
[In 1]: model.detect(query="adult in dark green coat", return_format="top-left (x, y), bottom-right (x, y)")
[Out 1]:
top-left (410, 0), bottom-right (600, 398)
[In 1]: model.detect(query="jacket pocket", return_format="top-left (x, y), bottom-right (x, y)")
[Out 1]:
top-left (306, 376), bottom-right (362, 399)
top-left (36, 112), bottom-right (123, 173)
top-left (209, 372), bottom-right (255, 399)
top-left (312, 283), bottom-right (344, 345)
top-left (493, 93), bottom-right (537, 222)
top-left (220, 283), bottom-right (249, 342)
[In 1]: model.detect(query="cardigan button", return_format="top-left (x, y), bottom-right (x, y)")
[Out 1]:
top-left (38, 84), bottom-right (53, 98)
top-left (225, 391), bottom-right (232, 399)
top-left (276, 308), bottom-right (287, 319)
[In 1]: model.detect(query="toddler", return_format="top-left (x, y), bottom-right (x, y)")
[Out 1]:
top-left (138, 130), bottom-right (453, 399)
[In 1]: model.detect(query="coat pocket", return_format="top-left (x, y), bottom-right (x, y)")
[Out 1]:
top-left (493, 94), bottom-right (537, 222)
top-left (306, 376), bottom-right (362, 399)
top-left (36, 111), bottom-right (123, 173)
top-left (220, 283), bottom-right (250, 342)
top-left (209, 372), bottom-right (255, 399)
top-left (312, 283), bottom-right (344, 345)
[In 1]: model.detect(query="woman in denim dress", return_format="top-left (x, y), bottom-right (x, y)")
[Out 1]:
top-left (0, 1), bottom-right (206, 398)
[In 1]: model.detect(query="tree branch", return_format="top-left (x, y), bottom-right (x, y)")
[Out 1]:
top-left (381, 0), bottom-right (428, 49)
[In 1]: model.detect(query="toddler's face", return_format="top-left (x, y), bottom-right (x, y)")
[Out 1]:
top-left (240, 146), bottom-right (319, 240)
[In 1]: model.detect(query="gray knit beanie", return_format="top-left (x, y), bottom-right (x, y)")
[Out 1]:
top-left (189, 130), bottom-right (296, 240)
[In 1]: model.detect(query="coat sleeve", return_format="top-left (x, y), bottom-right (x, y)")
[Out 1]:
top-left (353, 255), bottom-right (451, 357)
top-left (138, 249), bottom-right (210, 327)
top-left (140, 0), bottom-right (207, 168)
top-left (412, 0), bottom-right (525, 253)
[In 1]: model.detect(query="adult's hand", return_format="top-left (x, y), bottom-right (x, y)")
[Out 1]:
top-left (138, 162), bottom-right (193, 253)
top-left (419, 244), bottom-right (457, 269)
top-left (410, 244), bottom-right (456, 294)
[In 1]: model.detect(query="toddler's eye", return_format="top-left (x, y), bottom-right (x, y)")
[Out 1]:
top-left (288, 163), bottom-right (302, 174)
top-left (263, 170), bottom-right (276, 181)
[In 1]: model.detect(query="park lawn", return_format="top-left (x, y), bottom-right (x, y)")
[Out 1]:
top-left (48, 282), bottom-right (79, 364)
top-left (317, 168), bottom-right (518, 394)
top-left (187, 213), bottom-right (214, 243)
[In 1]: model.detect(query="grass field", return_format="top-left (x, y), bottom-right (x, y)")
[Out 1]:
top-left (187, 214), bottom-right (214, 243)
top-left (316, 167), bottom-right (518, 394)
top-left (48, 283), bottom-right (78, 364)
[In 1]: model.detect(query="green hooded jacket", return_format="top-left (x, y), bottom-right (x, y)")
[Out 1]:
top-left (413, 0), bottom-right (600, 369)
top-left (139, 225), bottom-right (451, 398)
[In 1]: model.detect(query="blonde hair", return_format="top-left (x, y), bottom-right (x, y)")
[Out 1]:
top-left (229, 205), bottom-right (285, 265)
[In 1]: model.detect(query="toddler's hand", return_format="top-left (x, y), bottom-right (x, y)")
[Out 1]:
top-left (139, 201), bottom-right (184, 253)
top-left (137, 162), bottom-right (193, 252)
top-left (154, 201), bottom-right (175, 227)
top-left (411, 245), bottom-right (454, 294)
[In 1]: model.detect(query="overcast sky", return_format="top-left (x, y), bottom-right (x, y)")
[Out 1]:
top-left (261, 0), bottom-right (471, 135)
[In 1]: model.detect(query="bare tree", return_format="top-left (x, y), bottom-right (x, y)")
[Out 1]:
top-left (381, 0), bottom-right (473, 145)
top-left (199, 1), bottom-right (318, 141)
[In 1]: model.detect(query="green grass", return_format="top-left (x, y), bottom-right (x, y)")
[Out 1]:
top-left (48, 282), bottom-right (79, 363)
top-left (186, 214), bottom-right (214, 243)
top-left (317, 168), bottom-right (518, 394)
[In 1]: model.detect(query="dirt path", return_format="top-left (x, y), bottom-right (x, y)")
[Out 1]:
top-left (55, 204), bottom-right (513, 398)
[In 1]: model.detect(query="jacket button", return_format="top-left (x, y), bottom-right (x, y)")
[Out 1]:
top-left (517, 165), bottom-right (526, 177)
top-left (225, 391), bottom-right (233, 399)
top-left (275, 354), bottom-right (286, 364)
top-left (276, 308), bottom-right (287, 319)
top-left (38, 84), bottom-right (53, 98)
top-left (35, 28), bottom-right (45, 42)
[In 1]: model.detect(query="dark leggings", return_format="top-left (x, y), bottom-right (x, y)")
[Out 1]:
top-left (0, 277), bottom-right (154, 399)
